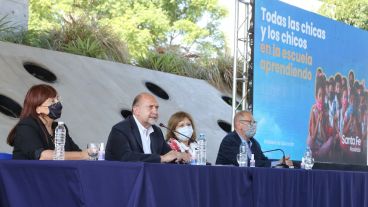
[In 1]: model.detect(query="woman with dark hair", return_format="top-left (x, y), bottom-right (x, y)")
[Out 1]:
top-left (7, 84), bottom-right (88, 160)
top-left (165, 111), bottom-right (198, 158)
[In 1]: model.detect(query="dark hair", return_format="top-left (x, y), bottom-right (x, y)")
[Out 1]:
top-left (349, 71), bottom-right (355, 89)
top-left (349, 70), bottom-right (355, 79)
top-left (315, 70), bottom-right (326, 97)
top-left (341, 77), bottom-right (348, 90)
top-left (166, 111), bottom-right (197, 142)
top-left (354, 81), bottom-right (361, 91)
top-left (328, 76), bottom-right (335, 87)
top-left (335, 73), bottom-right (342, 84)
top-left (7, 84), bottom-right (57, 146)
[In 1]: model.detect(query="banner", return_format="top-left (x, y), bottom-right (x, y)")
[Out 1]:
top-left (253, 0), bottom-right (368, 165)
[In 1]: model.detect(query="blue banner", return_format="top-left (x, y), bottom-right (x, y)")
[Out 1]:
top-left (254, 0), bottom-right (368, 165)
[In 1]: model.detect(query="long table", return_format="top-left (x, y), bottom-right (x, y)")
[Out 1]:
top-left (0, 160), bottom-right (367, 207)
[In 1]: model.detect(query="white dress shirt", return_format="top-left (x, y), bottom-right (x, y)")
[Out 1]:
top-left (133, 115), bottom-right (154, 154)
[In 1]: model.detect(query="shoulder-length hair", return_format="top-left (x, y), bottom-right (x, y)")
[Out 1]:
top-left (7, 84), bottom-right (57, 146)
top-left (165, 111), bottom-right (197, 142)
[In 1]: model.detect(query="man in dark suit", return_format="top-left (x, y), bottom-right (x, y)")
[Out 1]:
top-left (216, 111), bottom-right (293, 167)
top-left (105, 92), bottom-right (190, 163)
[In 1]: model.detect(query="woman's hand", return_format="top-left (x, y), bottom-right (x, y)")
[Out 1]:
top-left (39, 150), bottom-right (54, 160)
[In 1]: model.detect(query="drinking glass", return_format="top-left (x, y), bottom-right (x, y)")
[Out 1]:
top-left (237, 153), bottom-right (247, 167)
top-left (87, 143), bottom-right (99, 160)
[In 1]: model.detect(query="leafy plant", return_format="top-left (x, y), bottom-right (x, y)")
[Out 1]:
top-left (0, 15), bottom-right (16, 34)
top-left (137, 51), bottom-right (206, 78)
top-left (137, 50), bottom-right (243, 93)
top-left (62, 37), bottom-right (103, 58)
top-left (319, 0), bottom-right (368, 30)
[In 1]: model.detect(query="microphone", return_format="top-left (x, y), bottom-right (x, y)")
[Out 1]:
top-left (159, 123), bottom-right (195, 142)
top-left (262, 148), bottom-right (289, 168)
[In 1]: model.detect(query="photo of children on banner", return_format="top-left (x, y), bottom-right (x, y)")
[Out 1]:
top-left (307, 68), bottom-right (367, 164)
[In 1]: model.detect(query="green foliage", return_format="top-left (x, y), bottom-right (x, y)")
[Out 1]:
top-left (62, 37), bottom-right (103, 58)
top-left (28, 0), bottom-right (227, 59)
top-left (2, 0), bottom-right (233, 91)
top-left (199, 55), bottom-right (243, 93)
top-left (136, 51), bottom-right (207, 79)
top-left (137, 50), bottom-right (241, 92)
top-left (50, 18), bottom-right (130, 63)
top-left (2, 17), bottom-right (129, 64)
top-left (319, 0), bottom-right (368, 30)
top-left (101, 2), bottom-right (170, 57)
top-left (0, 15), bottom-right (16, 34)
top-left (162, 0), bottom-right (227, 56)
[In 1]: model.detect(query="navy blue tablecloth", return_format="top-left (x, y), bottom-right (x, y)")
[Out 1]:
top-left (0, 160), bottom-right (367, 207)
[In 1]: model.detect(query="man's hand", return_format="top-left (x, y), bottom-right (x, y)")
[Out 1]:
top-left (279, 155), bottom-right (293, 167)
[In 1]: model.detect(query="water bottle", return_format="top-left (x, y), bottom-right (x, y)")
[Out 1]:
top-left (98, 142), bottom-right (105, 161)
top-left (250, 154), bottom-right (255, 167)
top-left (240, 142), bottom-right (247, 154)
top-left (300, 157), bottom-right (305, 169)
top-left (190, 146), bottom-right (199, 165)
top-left (53, 122), bottom-right (66, 160)
top-left (238, 142), bottom-right (248, 167)
top-left (303, 147), bottom-right (314, 170)
top-left (197, 133), bottom-right (206, 165)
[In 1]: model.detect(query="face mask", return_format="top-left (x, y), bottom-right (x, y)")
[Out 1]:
top-left (244, 124), bottom-right (256, 138)
top-left (175, 126), bottom-right (193, 142)
top-left (342, 98), bottom-right (348, 108)
top-left (316, 100), bottom-right (323, 111)
top-left (48, 102), bottom-right (62, 120)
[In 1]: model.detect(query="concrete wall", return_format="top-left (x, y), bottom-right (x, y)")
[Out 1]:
top-left (0, 41), bottom-right (233, 164)
top-left (0, 0), bottom-right (28, 30)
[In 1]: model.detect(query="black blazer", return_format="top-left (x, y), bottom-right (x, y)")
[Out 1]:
top-left (215, 131), bottom-right (270, 167)
top-left (12, 116), bottom-right (81, 160)
top-left (105, 116), bottom-right (171, 163)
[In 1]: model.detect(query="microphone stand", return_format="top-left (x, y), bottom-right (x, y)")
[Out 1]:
top-left (159, 123), bottom-right (195, 164)
top-left (263, 149), bottom-right (289, 168)
top-left (159, 123), bottom-right (196, 143)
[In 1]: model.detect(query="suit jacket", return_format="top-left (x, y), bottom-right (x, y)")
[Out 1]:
top-left (105, 116), bottom-right (171, 163)
top-left (215, 131), bottom-right (270, 167)
top-left (12, 116), bottom-right (81, 160)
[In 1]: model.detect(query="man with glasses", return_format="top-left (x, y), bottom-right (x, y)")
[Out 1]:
top-left (216, 110), bottom-right (292, 167)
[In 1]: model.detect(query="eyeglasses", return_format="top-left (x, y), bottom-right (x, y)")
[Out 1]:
top-left (40, 96), bottom-right (61, 107)
top-left (239, 120), bottom-right (257, 127)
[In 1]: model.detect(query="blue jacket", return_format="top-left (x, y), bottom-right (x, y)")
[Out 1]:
top-left (216, 131), bottom-right (270, 167)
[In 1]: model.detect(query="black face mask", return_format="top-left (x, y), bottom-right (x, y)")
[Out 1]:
top-left (48, 102), bottom-right (62, 120)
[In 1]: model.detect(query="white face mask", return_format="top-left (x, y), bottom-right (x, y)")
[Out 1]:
top-left (244, 124), bottom-right (257, 138)
top-left (175, 126), bottom-right (193, 141)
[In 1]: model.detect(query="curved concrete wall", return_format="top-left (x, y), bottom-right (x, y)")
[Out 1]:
top-left (0, 41), bottom-right (233, 163)
top-left (0, 0), bottom-right (28, 30)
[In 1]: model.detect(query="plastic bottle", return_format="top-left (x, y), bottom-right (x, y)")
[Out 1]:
top-left (240, 142), bottom-right (247, 154)
top-left (238, 142), bottom-right (248, 167)
top-left (53, 122), bottom-right (66, 160)
top-left (304, 147), bottom-right (314, 170)
top-left (197, 133), bottom-right (206, 165)
top-left (250, 154), bottom-right (255, 167)
top-left (190, 145), bottom-right (199, 165)
top-left (300, 157), bottom-right (305, 169)
top-left (98, 142), bottom-right (105, 161)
